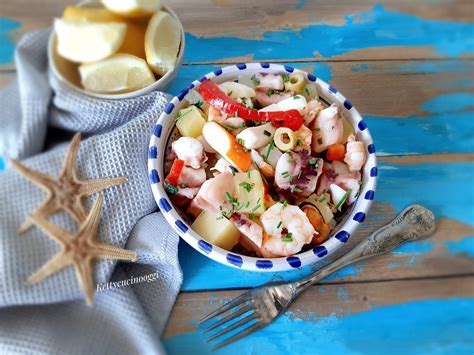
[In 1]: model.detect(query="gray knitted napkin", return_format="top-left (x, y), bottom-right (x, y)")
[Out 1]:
top-left (0, 29), bottom-right (182, 354)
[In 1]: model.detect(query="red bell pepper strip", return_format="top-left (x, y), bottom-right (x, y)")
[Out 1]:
top-left (198, 79), bottom-right (303, 131)
top-left (165, 159), bottom-right (185, 187)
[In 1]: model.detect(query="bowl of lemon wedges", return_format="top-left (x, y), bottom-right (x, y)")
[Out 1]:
top-left (48, 0), bottom-right (184, 99)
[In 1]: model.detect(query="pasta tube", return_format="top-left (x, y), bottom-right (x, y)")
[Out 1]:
top-left (284, 72), bottom-right (306, 93)
top-left (274, 127), bottom-right (297, 151)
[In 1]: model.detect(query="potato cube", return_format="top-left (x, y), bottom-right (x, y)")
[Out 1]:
top-left (176, 105), bottom-right (207, 138)
top-left (233, 169), bottom-right (265, 215)
top-left (191, 210), bottom-right (240, 250)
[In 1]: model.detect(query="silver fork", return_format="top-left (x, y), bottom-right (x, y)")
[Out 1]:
top-left (198, 204), bottom-right (436, 350)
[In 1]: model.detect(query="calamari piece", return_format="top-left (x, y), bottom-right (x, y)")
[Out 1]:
top-left (311, 104), bottom-right (343, 153)
top-left (219, 81), bottom-right (256, 99)
top-left (210, 158), bottom-right (234, 175)
top-left (275, 152), bottom-right (323, 196)
top-left (193, 172), bottom-right (234, 213)
top-left (260, 203), bottom-right (315, 257)
top-left (171, 137), bottom-right (207, 169)
top-left (259, 94), bottom-right (307, 116)
top-left (344, 134), bottom-right (366, 172)
top-left (236, 122), bottom-right (275, 150)
top-left (208, 105), bottom-right (227, 123)
top-left (255, 73), bottom-right (284, 90)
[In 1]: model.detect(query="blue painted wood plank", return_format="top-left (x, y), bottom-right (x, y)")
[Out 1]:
top-left (182, 4), bottom-right (474, 63)
top-left (179, 159), bottom-right (474, 291)
top-left (164, 298), bottom-right (474, 355)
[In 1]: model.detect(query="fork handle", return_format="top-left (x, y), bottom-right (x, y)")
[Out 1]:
top-left (293, 204), bottom-right (436, 292)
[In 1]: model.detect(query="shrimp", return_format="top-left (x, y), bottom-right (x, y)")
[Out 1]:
top-left (193, 172), bottom-right (234, 213)
top-left (208, 105), bottom-right (227, 123)
top-left (293, 125), bottom-right (312, 152)
top-left (344, 134), bottom-right (366, 172)
top-left (229, 213), bottom-right (263, 249)
top-left (172, 137), bottom-right (207, 169)
top-left (260, 203), bottom-right (315, 257)
top-left (275, 152), bottom-right (323, 196)
top-left (304, 99), bottom-right (324, 126)
top-left (311, 104), bottom-right (343, 153)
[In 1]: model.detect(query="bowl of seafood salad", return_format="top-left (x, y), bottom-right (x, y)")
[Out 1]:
top-left (148, 63), bottom-right (377, 272)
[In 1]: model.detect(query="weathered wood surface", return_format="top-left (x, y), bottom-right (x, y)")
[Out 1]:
top-left (163, 277), bottom-right (474, 353)
top-left (1, 0), bottom-right (473, 353)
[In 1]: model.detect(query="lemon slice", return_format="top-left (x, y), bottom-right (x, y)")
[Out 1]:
top-left (62, 6), bottom-right (148, 59)
top-left (54, 19), bottom-right (126, 63)
top-left (101, 0), bottom-right (161, 18)
top-left (79, 54), bottom-right (155, 94)
top-left (145, 11), bottom-right (181, 76)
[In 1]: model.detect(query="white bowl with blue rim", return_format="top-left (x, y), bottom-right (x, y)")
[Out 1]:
top-left (148, 63), bottom-right (377, 272)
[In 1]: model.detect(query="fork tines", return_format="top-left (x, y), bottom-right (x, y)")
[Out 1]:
top-left (198, 295), bottom-right (263, 350)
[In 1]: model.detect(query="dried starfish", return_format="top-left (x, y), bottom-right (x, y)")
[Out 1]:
top-left (11, 133), bottom-right (127, 233)
top-left (27, 194), bottom-right (137, 305)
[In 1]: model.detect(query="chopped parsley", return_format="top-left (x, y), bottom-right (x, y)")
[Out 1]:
top-left (304, 87), bottom-right (310, 96)
top-left (276, 221), bottom-right (283, 229)
top-left (309, 158), bottom-right (318, 165)
top-left (195, 100), bottom-right (204, 108)
top-left (287, 158), bottom-right (297, 163)
top-left (296, 139), bottom-right (303, 146)
top-left (263, 130), bottom-right (272, 137)
top-left (290, 185), bottom-right (302, 193)
top-left (319, 195), bottom-right (326, 202)
top-left (312, 127), bottom-right (320, 131)
top-left (175, 108), bottom-right (192, 122)
top-left (251, 75), bottom-right (260, 86)
top-left (267, 89), bottom-right (274, 97)
top-left (281, 233), bottom-right (293, 242)
top-left (293, 95), bottom-right (300, 100)
top-left (283, 200), bottom-right (288, 208)
top-left (252, 204), bottom-right (261, 212)
top-left (164, 181), bottom-right (178, 195)
top-left (249, 212), bottom-right (255, 220)
top-left (237, 138), bottom-right (248, 151)
top-left (229, 166), bottom-right (238, 176)
top-left (222, 123), bottom-right (247, 131)
top-left (282, 74), bottom-right (289, 83)
top-left (335, 189), bottom-right (352, 210)
top-left (239, 181), bottom-right (254, 192)
top-left (264, 140), bottom-right (275, 162)
top-left (281, 171), bottom-right (290, 178)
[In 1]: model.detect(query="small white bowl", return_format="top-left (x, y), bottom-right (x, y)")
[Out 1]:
top-left (148, 63), bottom-right (378, 272)
top-left (48, 1), bottom-right (185, 99)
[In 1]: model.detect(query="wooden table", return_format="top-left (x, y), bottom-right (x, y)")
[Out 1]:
top-left (2, 1), bottom-right (474, 353)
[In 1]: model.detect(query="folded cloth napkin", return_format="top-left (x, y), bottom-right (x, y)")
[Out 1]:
top-left (0, 29), bottom-right (182, 354)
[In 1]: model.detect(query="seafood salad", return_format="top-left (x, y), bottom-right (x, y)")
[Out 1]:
top-left (164, 71), bottom-right (367, 258)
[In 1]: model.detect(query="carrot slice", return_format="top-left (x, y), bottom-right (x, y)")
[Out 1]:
top-left (326, 143), bottom-right (346, 161)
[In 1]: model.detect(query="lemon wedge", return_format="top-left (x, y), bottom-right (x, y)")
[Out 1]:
top-left (54, 19), bottom-right (126, 63)
top-left (101, 0), bottom-right (161, 18)
top-left (79, 54), bottom-right (155, 94)
top-left (145, 11), bottom-right (181, 76)
top-left (63, 6), bottom-right (148, 59)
